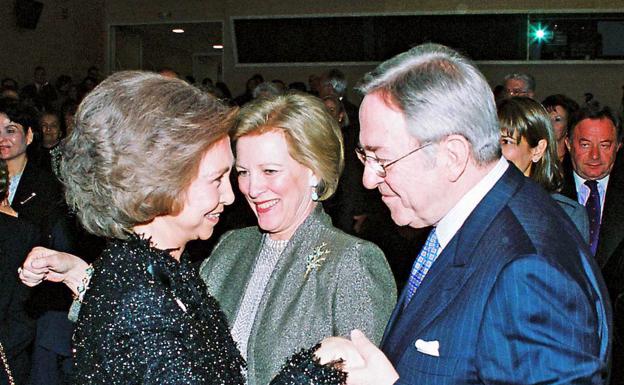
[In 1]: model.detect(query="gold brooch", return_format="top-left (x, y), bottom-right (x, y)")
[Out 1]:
top-left (304, 242), bottom-right (331, 278)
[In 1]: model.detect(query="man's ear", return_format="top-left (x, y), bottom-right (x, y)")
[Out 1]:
top-left (442, 135), bottom-right (470, 182)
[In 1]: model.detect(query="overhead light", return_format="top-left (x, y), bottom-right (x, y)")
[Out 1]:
top-left (213, 44), bottom-right (224, 49)
top-left (172, 28), bottom-right (184, 34)
top-left (529, 22), bottom-right (552, 43)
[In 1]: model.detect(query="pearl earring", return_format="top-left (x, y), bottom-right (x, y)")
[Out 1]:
top-left (311, 186), bottom-right (319, 201)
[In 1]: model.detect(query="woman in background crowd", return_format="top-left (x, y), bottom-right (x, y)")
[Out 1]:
top-left (541, 94), bottom-right (580, 163)
top-left (0, 99), bottom-right (68, 246)
top-left (498, 96), bottom-right (589, 240)
top-left (0, 98), bottom-right (76, 385)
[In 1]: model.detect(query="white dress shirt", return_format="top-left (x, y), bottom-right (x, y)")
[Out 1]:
top-left (435, 157), bottom-right (509, 254)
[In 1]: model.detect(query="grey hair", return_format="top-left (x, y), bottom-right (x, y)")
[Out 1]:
top-left (323, 69), bottom-right (348, 96)
top-left (503, 72), bottom-right (536, 93)
top-left (357, 43), bottom-right (501, 165)
top-left (62, 71), bottom-right (235, 239)
top-left (252, 81), bottom-right (283, 99)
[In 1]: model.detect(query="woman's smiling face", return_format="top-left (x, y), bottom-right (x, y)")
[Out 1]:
top-left (0, 113), bottom-right (32, 163)
top-left (235, 129), bottom-right (317, 240)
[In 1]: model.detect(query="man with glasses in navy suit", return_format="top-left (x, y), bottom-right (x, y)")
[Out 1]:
top-left (318, 43), bottom-right (611, 385)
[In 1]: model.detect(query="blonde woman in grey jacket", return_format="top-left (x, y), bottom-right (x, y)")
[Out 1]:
top-left (201, 93), bottom-right (396, 385)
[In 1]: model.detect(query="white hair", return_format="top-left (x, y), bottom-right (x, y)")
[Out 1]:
top-left (504, 72), bottom-right (536, 93)
top-left (357, 43), bottom-right (501, 165)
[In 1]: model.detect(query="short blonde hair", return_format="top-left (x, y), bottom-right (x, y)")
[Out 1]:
top-left (62, 71), bottom-right (236, 239)
top-left (233, 92), bottom-right (344, 200)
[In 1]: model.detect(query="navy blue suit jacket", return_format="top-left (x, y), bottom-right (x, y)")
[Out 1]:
top-left (382, 166), bottom-right (611, 384)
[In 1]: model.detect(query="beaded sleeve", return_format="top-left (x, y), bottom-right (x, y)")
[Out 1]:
top-left (271, 344), bottom-right (347, 385)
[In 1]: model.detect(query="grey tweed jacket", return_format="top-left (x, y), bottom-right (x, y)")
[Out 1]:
top-left (200, 206), bottom-right (396, 385)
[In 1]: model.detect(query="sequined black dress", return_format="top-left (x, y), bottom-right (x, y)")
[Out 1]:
top-left (72, 237), bottom-right (345, 385)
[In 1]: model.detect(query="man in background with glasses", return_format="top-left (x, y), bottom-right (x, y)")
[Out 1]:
top-left (503, 72), bottom-right (536, 98)
top-left (318, 43), bottom-right (610, 385)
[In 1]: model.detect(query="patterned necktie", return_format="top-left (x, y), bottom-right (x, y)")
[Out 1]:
top-left (404, 229), bottom-right (440, 307)
top-left (585, 180), bottom-right (601, 255)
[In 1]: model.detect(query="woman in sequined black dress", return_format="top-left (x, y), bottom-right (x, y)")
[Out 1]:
top-left (21, 71), bottom-right (347, 385)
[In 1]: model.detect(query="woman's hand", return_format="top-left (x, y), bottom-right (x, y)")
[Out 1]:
top-left (342, 330), bottom-right (399, 385)
top-left (19, 247), bottom-right (89, 295)
top-left (315, 336), bottom-right (365, 370)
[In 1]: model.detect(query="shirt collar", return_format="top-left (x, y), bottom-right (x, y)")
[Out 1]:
top-left (435, 157), bottom-right (509, 251)
top-left (573, 171), bottom-right (610, 194)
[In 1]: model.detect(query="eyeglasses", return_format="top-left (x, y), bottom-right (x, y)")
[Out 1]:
top-left (355, 142), bottom-right (432, 178)
top-left (505, 88), bottom-right (529, 97)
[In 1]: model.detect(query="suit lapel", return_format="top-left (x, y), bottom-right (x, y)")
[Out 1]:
top-left (382, 236), bottom-right (463, 363)
top-left (12, 160), bottom-right (36, 209)
top-left (382, 167), bottom-right (523, 364)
